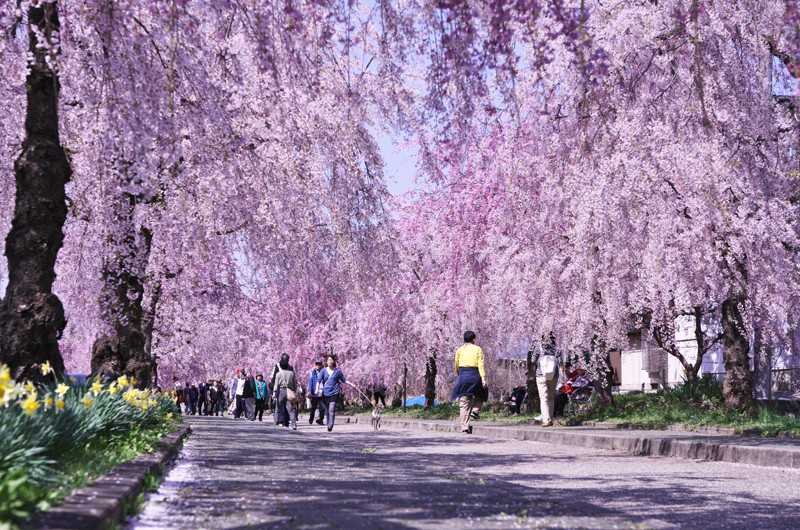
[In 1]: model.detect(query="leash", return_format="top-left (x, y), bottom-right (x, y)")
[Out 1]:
top-left (350, 384), bottom-right (379, 411)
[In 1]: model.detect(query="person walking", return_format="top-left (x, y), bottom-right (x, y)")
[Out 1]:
top-left (198, 380), bottom-right (208, 415)
top-left (254, 374), bottom-right (268, 421)
top-left (186, 383), bottom-right (199, 415)
top-left (531, 334), bottom-right (567, 427)
top-left (241, 368), bottom-right (256, 421)
top-left (270, 357), bottom-right (294, 427)
top-left (273, 354), bottom-right (298, 430)
top-left (230, 371), bottom-right (244, 419)
top-left (209, 380), bottom-right (220, 416)
top-left (307, 360), bottom-right (325, 425)
top-left (451, 330), bottom-right (488, 434)
top-left (318, 355), bottom-right (355, 432)
top-left (373, 378), bottom-right (387, 408)
top-left (172, 376), bottom-right (183, 414)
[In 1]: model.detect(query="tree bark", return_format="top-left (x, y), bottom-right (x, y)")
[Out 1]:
top-left (0, 2), bottom-right (71, 382)
top-left (595, 350), bottom-right (616, 407)
top-left (525, 349), bottom-right (540, 415)
top-left (423, 351), bottom-right (437, 410)
top-left (90, 204), bottom-right (152, 388)
top-left (722, 292), bottom-right (754, 410)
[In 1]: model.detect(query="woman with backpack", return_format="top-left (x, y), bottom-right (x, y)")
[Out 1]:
top-left (531, 334), bottom-right (567, 427)
top-left (273, 353), bottom-right (298, 430)
top-left (318, 355), bottom-right (355, 432)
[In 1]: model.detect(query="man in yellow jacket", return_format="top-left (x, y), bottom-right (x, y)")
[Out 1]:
top-left (451, 331), bottom-right (488, 434)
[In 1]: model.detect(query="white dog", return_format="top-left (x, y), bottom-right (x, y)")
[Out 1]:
top-left (371, 407), bottom-right (382, 431)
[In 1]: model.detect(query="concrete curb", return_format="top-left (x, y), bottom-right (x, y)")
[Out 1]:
top-left (344, 417), bottom-right (800, 469)
top-left (31, 422), bottom-right (191, 530)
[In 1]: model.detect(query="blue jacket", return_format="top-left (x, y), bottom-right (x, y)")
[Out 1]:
top-left (319, 368), bottom-right (347, 397)
top-left (255, 380), bottom-right (268, 399)
top-left (308, 369), bottom-right (323, 398)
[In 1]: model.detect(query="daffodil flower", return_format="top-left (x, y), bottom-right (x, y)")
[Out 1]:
top-left (167, 413), bottom-right (173, 419)
top-left (69, 376), bottom-right (76, 382)
top-left (80, 393), bottom-right (93, 407)
top-left (117, 375), bottom-right (129, 387)
top-left (44, 394), bottom-right (54, 409)
top-left (108, 382), bottom-right (118, 394)
top-left (25, 382), bottom-right (34, 392)
top-left (55, 399), bottom-right (65, 411)
top-left (20, 391), bottom-right (39, 416)
top-left (56, 383), bottom-right (70, 396)
top-left (0, 363), bottom-right (11, 383)
top-left (91, 382), bottom-right (103, 395)
top-left (40, 361), bottom-right (53, 375)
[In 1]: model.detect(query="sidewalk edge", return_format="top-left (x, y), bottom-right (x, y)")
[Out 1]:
top-left (30, 422), bottom-right (191, 530)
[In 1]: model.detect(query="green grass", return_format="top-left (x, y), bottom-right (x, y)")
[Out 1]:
top-left (359, 376), bottom-right (800, 436)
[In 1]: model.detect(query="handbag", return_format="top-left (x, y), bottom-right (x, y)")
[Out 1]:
top-left (540, 354), bottom-right (557, 380)
top-left (279, 370), bottom-right (298, 404)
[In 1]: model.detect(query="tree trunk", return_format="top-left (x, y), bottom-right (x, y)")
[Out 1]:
top-left (722, 292), bottom-right (754, 410)
top-left (0, 2), bottom-right (71, 382)
top-left (423, 351), bottom-right (437, 410)
top-left (595, 350), bottom-right (616, 407)
top-left (526, 349), bottom-right (540, 415)
top-left (90, 205), bottom-right (152, 388)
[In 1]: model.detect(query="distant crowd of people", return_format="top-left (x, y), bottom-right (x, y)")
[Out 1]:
top-left (169, 353), bottom-right (360, 432)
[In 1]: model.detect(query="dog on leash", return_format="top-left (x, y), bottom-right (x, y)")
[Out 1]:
top-left (371, 407), bottom-right (382, 431)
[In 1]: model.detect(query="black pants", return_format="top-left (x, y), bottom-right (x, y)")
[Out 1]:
top-left (374, 393), bottom-right (386, 407)
top-left (235, 395), bottom-right (243, 418)
top-left (198, 397), bottom-right (207, 415)
top-left (255, 398), bottom-right (266, 421)
top-left (309, 396), bottom-right (325, 423)
top-left (554, 393), bottom-right (569, 417)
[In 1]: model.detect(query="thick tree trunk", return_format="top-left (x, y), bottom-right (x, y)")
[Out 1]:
top-left (0, 2), bottom-right (71, 382)
top-left (423, 352), bottom-right (437, 410)
top-left (595, 350), bottom-right (616, 407)
top-left (722, 292), bottom-right (754, 410)
top-left (90, 205), bottom-right (152, 388)
top-left (525, 349), bottom-right (540, 415)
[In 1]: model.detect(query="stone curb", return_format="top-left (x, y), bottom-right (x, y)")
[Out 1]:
top-left (31, 422), bottom-right (191, 530)
top-left (344, 417), bottom-right (800, 469)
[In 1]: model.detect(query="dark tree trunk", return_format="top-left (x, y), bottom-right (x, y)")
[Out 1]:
top-left (526, 349), bottom-right (540, 415)
top-left (90, 204), bottom-right (152, 388)
top-left (595, 350), bottom-right (616, 407)
top-left (722, 292), bottom-right (754, 410)
top-left (423, 351), bottom-right (437, 410)
top-left (0, 3), bottom-right (71, 382)
top-left (402, 363), bottom-right (407, 413)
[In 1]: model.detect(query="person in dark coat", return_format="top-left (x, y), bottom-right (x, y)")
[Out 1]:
top-left (373, 378), bottom-right (387, 408)
top-left (197, 381), bottom-right (208, 415)
top-left (270, 355), bottom-right (294, 426)
top-left (241, 368), bottom-right (256, 421)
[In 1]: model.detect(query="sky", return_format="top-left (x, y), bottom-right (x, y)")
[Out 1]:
top-left (375, 133), bottom-right (419, 196)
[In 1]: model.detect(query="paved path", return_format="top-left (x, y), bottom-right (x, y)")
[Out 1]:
top-left (315, 419), bottom-right (800, 530)
top-left (127, 416), bottom-right (674, 529)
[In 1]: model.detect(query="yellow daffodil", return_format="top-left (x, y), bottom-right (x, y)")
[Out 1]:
top-left (117, 375), bottom-right (129, 387)
top-left (91, 382), bottom-right (103, 395)
top-left (108, 382), bottom-right (118, 394)
top-left (80, 393), bottom-right (93, 407)
top-left (20, 391), bottom-right (39, 416)
top-left (43, 394), bottom-right (54, 409)
top-left (69, 376), bottom-right (76, 382)
top-left (166, 413), bottom-right (173, 419)
top-left (0, 364), bottom-right (11, 383)
top-left (94, 376), bottom-right (102, 383)
top-left (130, 379), bottom-right (136, 386)
top-left (25, 382), bottom-right (34, 392)
top-left (55, 383), bottom-right (70, 396)
top-left (55, 399), bottom-right (65, 411)
top-left (40, 361), bottom-right (53, 375)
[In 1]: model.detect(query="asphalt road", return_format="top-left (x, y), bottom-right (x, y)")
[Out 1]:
top-left (302, 418), bottom-right (800, 530)
top-left (127, 416), bottom-right (677, 529)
